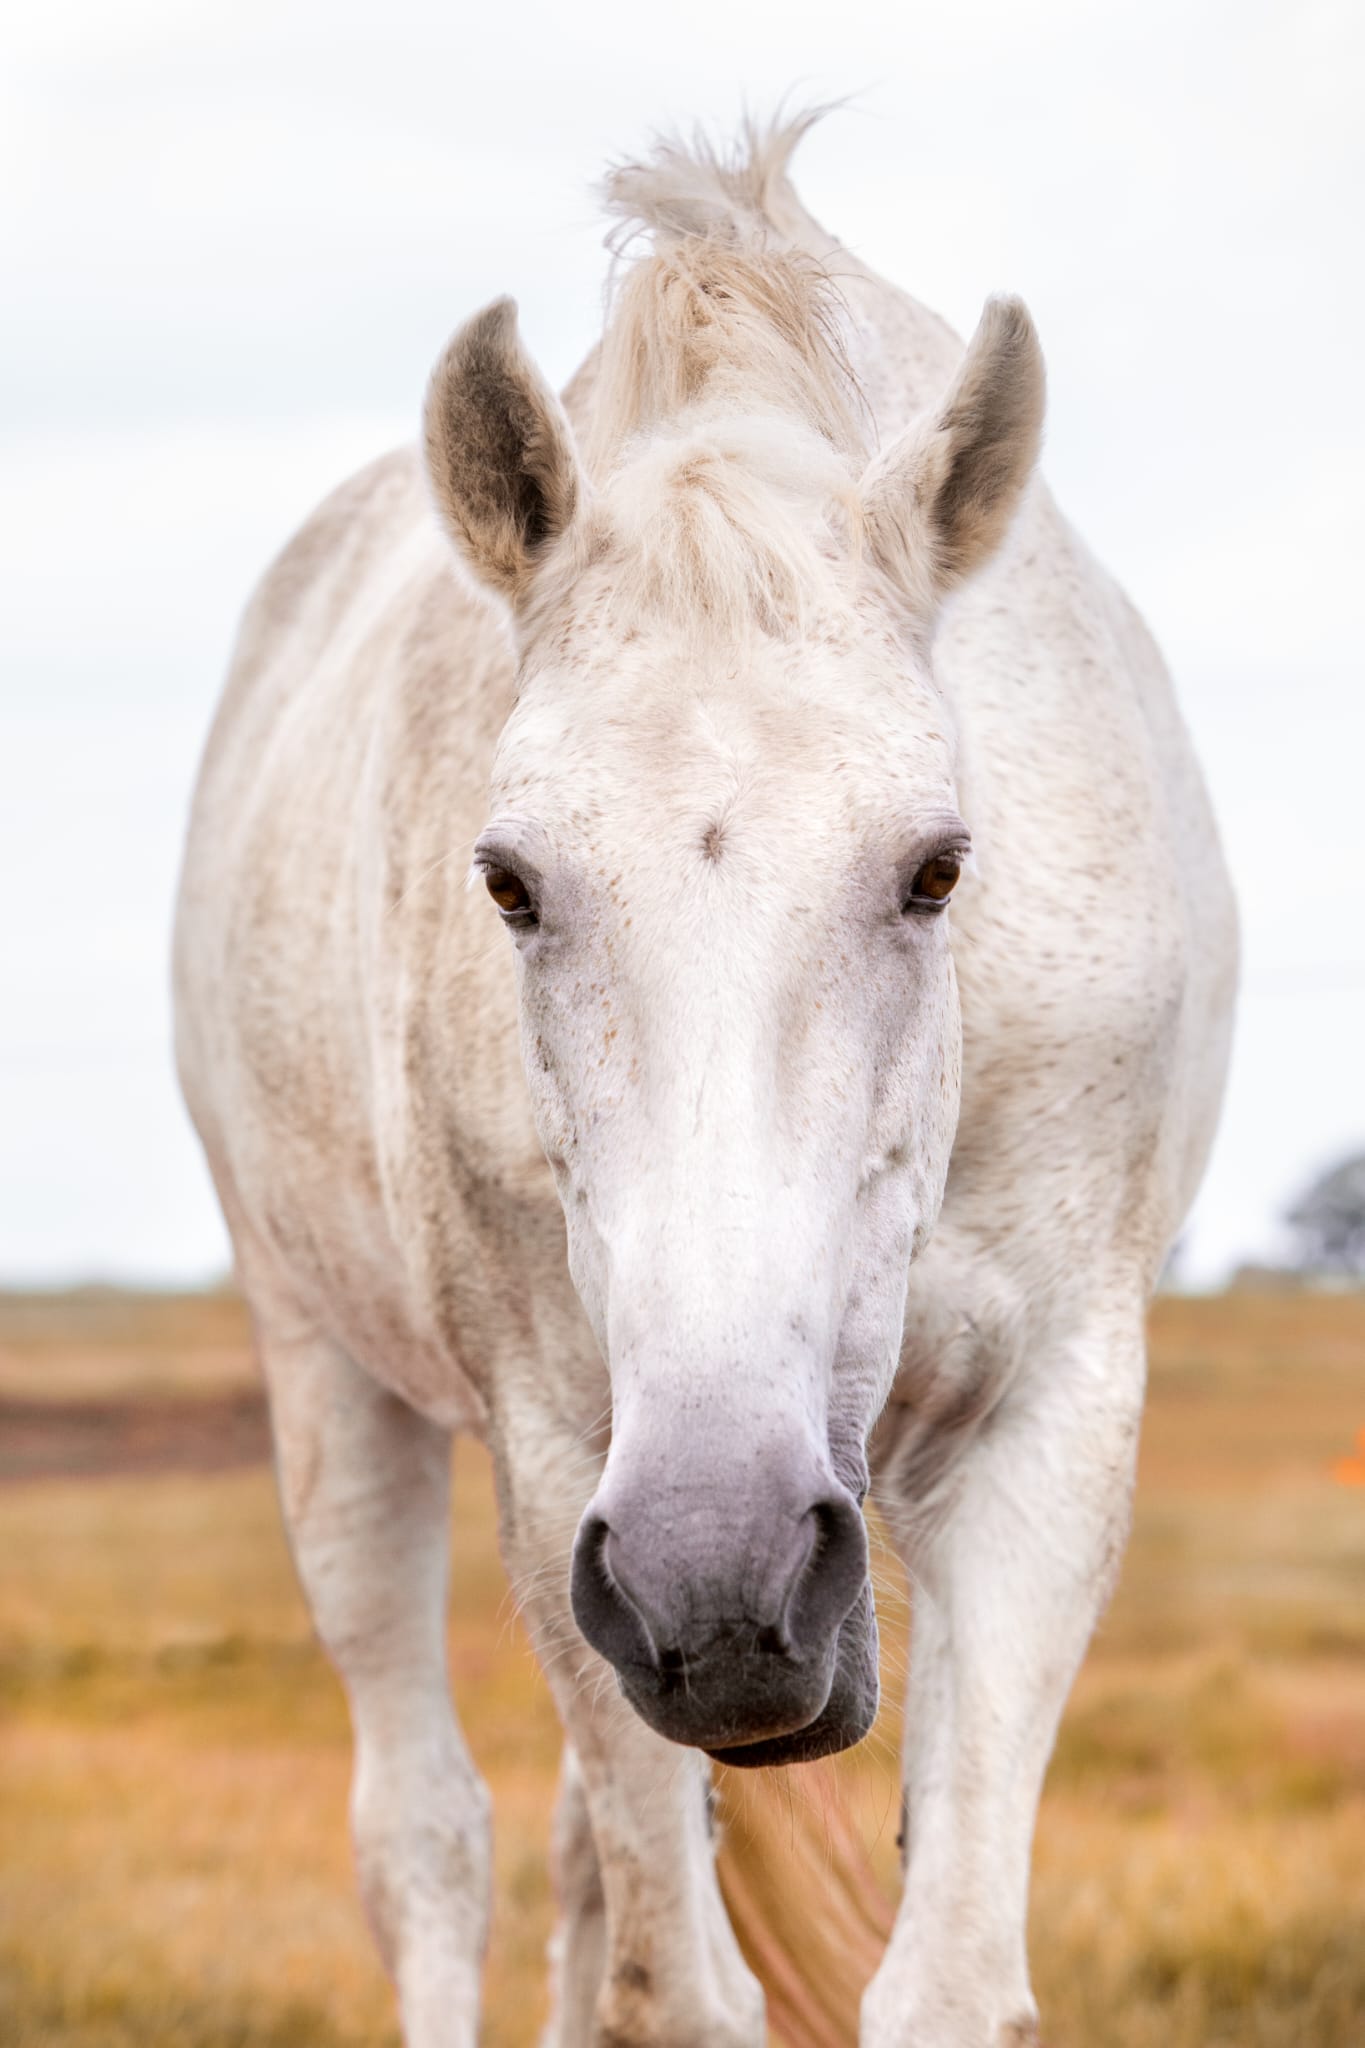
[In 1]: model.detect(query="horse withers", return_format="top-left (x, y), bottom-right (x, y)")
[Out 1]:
top-left (174, 116), bottom-right (1236, 2048)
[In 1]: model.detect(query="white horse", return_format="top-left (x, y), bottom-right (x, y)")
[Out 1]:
top-left (174, 116), bottom-right (1236, 2048)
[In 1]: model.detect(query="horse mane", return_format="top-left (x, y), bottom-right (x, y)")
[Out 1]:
top-left (574, 114), bottom-right (870, 639)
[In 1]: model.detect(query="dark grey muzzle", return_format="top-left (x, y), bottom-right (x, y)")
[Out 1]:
top-left (570, 1464), bottom-right (876, 1762)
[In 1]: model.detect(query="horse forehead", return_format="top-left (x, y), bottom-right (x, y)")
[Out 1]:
top-left (505, 645), bottom-right (951, 823)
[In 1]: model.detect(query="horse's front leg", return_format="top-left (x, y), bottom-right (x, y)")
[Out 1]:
top-left (863, 1302), bottom-right (1146, 2048)
top-left (543, 1743), bottom-right (608, 2048)
top-left (258, 1315), bottom-right (491, 2047)
top-left (492, 1394), bottom-right (765, 2048)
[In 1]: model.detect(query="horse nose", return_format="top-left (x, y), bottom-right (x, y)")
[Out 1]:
top-left (569, 1484), bottom-right (868, 1673)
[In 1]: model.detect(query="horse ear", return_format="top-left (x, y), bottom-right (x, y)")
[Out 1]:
top-left (423, 296), bottom-right (584, 604)
top-left (862, 295), bottom-right (1045, 610)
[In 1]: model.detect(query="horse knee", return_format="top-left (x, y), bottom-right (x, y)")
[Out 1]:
top-left (591, 1980), bottom-right (763, 2048)
top-left (351, 1725), bottom-right (492, 1998)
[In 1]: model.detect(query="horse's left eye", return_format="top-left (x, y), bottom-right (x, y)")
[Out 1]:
top-left (484, 867), bottom-right (534, 919)
top-left (905, 852), bottom-right (962, 911)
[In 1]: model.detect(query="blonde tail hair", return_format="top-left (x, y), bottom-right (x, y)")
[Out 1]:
top-left (715, 1759), bottom-right (897, 2047)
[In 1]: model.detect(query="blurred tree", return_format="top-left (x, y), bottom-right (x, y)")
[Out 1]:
top-left (1285, 1152), bottom-right (1365, 1276)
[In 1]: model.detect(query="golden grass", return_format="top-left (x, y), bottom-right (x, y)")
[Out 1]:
top-left (1, 1291), bottom-right (1363, 2045)
top-left (0, 1288), bottom-right (253, 1404)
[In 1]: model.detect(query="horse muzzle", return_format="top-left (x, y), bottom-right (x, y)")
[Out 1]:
top-left (569, 1463), bottom-right (878, 1762)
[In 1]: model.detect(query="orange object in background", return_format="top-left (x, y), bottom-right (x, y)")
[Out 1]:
top-left (1330, 1427), bottom-right (1365, 1487)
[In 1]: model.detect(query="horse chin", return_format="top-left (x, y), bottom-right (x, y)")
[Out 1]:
top-left (706, 1584), bottom-right (880, 1770)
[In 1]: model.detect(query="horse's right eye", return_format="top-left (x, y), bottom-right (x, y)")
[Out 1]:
top-left (484, 868), bottom-right (533, 919)
top-left (903, 851), bottom-right (963, 914)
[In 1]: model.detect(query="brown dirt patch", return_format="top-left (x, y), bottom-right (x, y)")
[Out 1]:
top-left (0, 1390), bottom-right (270, 1485)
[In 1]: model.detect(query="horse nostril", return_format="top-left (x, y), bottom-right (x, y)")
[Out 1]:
top-left (570, 1510), bottom-right (659, 1671)
top-left (785, 1491), bottom-right (868, 1649)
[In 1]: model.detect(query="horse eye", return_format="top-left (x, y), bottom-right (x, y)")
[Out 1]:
top-left (484, 867), bottom-right (533, 918)
top-left (907, 852), bottom-right (962, 909)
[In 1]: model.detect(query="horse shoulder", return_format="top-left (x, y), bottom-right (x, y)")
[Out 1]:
top-left (922, 501), bottom-right (1234, 1305)
top-left (176, 446), bottom-right (522, 1419)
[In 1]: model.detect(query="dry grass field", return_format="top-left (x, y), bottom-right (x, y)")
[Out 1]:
top-left (1, 1290), bottom-right (1362, 2047)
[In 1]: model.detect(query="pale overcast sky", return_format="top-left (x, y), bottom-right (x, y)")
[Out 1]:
top-left (2, 0), bottom-right (1361, 1283)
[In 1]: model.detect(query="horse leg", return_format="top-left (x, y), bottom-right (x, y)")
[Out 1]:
top-left (493, 1405), bottom-right (764, 2048)
top-left (542, 1743), bottom-right (607, 2047)
top-left (259, 1316), bottom-right (490, 2047)
top-left (862, 1303), bottom-right (1146, 2048)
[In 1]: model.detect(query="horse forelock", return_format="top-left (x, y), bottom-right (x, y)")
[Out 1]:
top-left (586, 239), bottom-right (864, 474)
top-left (581, 414), bottom-right (864, 643)
top-left (546, 115), bottom-right (871, 644)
